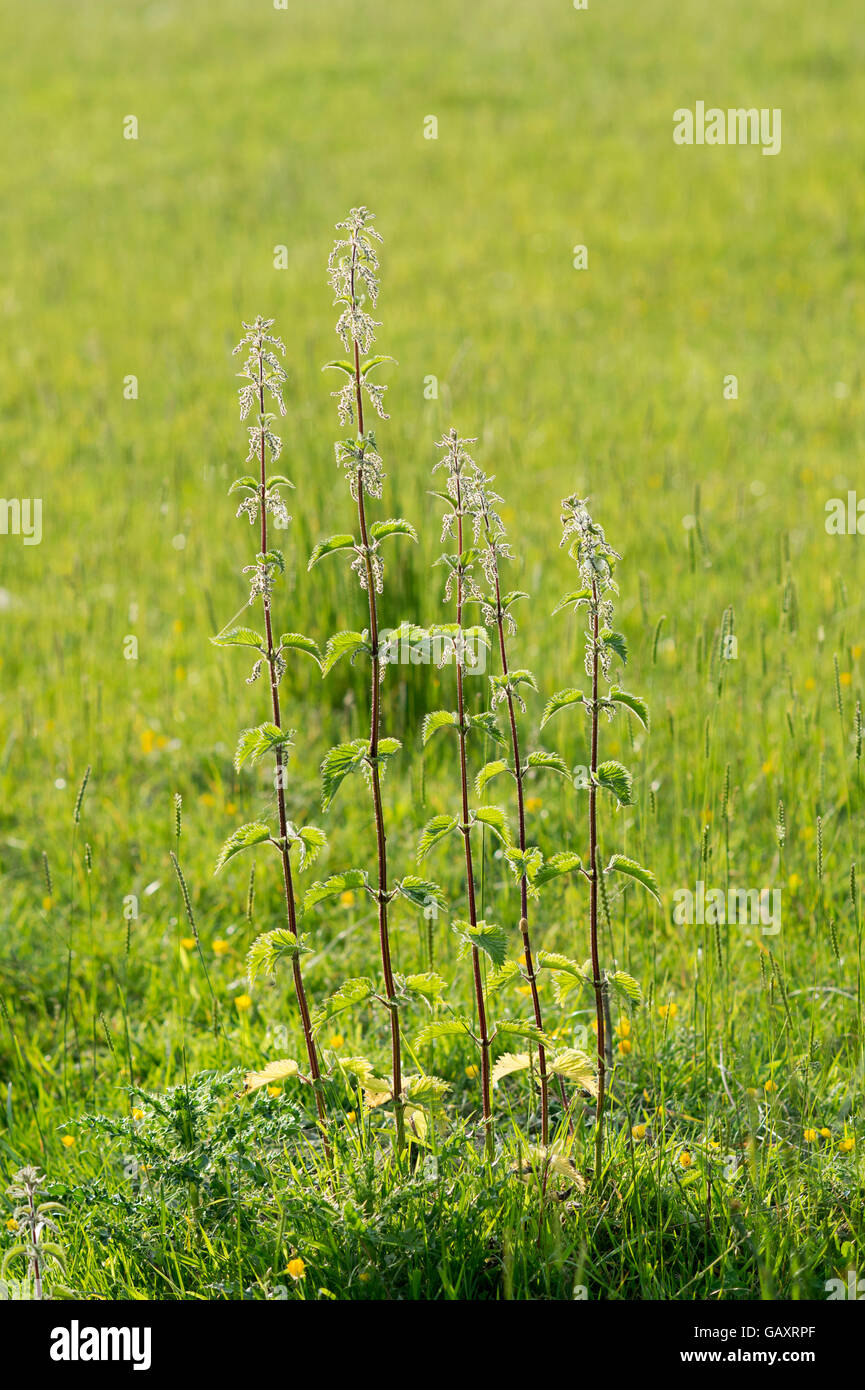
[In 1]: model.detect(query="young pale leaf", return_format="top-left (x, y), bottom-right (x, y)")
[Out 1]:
top-left (210, 627), bottom-right (264, 650)
top-left (310, 977), bottom-right (375, 1033)
top-left (453, 919), bottom-right (508, 967)
top-left (536, 951), bottom-right (590, 982)
top-left (486, 959), bottom-right (523, 994)
top-left (415, 1017), bottom-right (474, 1047)
top-left (228, 475), bottom-right (260, 495)
top-left (467, 709), bottom-right (505, 745)
top-left (321, 740), bottom-right (367, 809)
top-left (322, 359), bottom-right (355, 376)
top-left (266, 474), bottom-right (295, 491)
top-left (595, 760), bottom-right (634, 806)
top-left (405, 1073), bottom-right (451, 1104)
top-left (475, 759), bottom-right (511, 796)
top-left (549, 1049), bottom-right (598, 1094)
top-left (422, 709), bottom-right (459, 747)
top-left (396, 876), bottom-right (447, 913)
top-left (370, 518), bottom-right (418, 544)
top-left (234, 723), bottom-right (293, 771)
top-left (491, 1052), bottom-right (532, 1086)
top-left (608, 969), bottom-right (643, 1002)
top-left (304, 868), bottom-right (368, 912)
top-left (525, 750), bottom-right (572, 780)
top-left (605, 854), bottom-right (661, 903)
top-left (552, 587), bottom-right (591, 615)
top-left (540, 688), bottom-right (585, 729)
top-left (294, 825), bottom-right (327, 872)
top-left (417, 814), bottom-right (459, 862)
top-left (241, 1059), bottom-right (299, 1095)
top-left (322, 630), bottom-right (370, 677)
top-left (360, 354), bottom-right (397, 377)
top-left (214, 822), bottom-right (272, 873)
top-left (402, 972), bottom-right (447, 1003)
top-left (601, 628), bottom-right (628, 664)
top-left (472, 806), bottom-right (511, 845)
top-left (534, 850), bottom-right (582, 888)
top-left (247, 929), bottom-right (307, 985)
top-left (494, 1019), bottom-right (550, 1046)
top-left (279, 632), bottom-right (322, 668)
top-left (504, 846), bottom-right (544, 890)
top-left (308, 535), bottom-right (357, 569)
top-left (608, 687), bottom-right (649, 729)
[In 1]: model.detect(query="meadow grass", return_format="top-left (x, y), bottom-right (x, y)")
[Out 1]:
top-left (0, 0), bottom-right (863, 1299)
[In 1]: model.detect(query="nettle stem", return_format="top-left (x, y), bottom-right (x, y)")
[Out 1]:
top-left (588, 579), bottom-right (606, 1178)
top-left (456, 482), bottom-right (493, 1156)
top-left (255, 353), bottom-right (328, 1146)
top-left (486, 544), bottom-right (567, 1145)
top-left (349, 248), bottom-right (405, 1152)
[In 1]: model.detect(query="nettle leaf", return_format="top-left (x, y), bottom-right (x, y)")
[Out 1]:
top-left (405, 1073), bottom-right (451, 1103)
top-left (608, 969), bottom-right (643, 1002)
top-left (525, 750), bottom-right (572, 781)
top-left (304, 868), bottom-right (369, 912)
top-left (601, 628), bottom-right (628, 664)
top-left (537, 951), bottom-right (590, 983)
top-left (228, 475), bottom-right (260, 495)
top-left (322, 359), bottom-right (355, 376)
top-left (401, 972), bottom-right (447, 1003)
top-left (260, 548), bottom-right (285, 574)
top-left (475, 759), bottom-right (511, 796)
top-left (504, 845), bottom-right (544, 891)
top-left (234, 723), bottom-right (293, 771)
top-left (321, 739), bottom-right (367, 809)
top-left (310, 977), bottom-right (376, 1033)
top-left (552, 587), bottom-right (591, 615)
top-left (472, 806), bottom-right (511, 845)
top-left (322, 630), bottom-right (370, 676)
top-left (491, 669), bottom-right (537, 703)
top-left (335, 1055), bottom-right (384, 1088)
top-left (241, 1059), bottom-right (300, 1095)
top-left (396, 876), bottom-right (447, 914)
top-left (415, 1017), bottom-right (474, 1047)
top-left (491, 1052), bottom-right (531, 1086)
top-left (422, 709), bottom-right (460, 747)
top-left (279, 632), bottom-right (322, 668)
top-left (608, 687), bottom-right (649, 729)
top-left (453, 919), bottom-right (508, 968)
top-left (501, 590), bottom-right (530, 612)
top-left (308, 534), bottom-right (357, 569)
top-left (468, 709), bottom-right (506, 745)
top-left (210, 626), bottom-right (264, 651)
top-left (370, 518), bottom-right (418, 544)
top-left (540, 688), bottom-right (585, 729)
top-left (494, 1019), bottom-right (550, 1046)
top-left (534, 850), bottom-right (582, 888)
top-left (247, 929), bottom-right (308, 986)
top-left (486, 959), bottom-right (523, 995)
top-left (214, 822), bottom-right (272, 873)
top-left (549, 1049), bottom-right (597, 1094)
top-left (417, 814), bottom-right (459, 862)
top-left (266, 474), bottom-right (295, 491)
top-left (595, 760), bottom-right (634, 806)
top-left (292, 824), bottom-right (327, 873)
top-left (360, 354), bottom-right (397, 377)
top-left (605, 854), bottom-right (661, 904)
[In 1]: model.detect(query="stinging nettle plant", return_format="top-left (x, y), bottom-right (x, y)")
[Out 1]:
top-left (306, 207), bottom-right (448, 1152)
top-left (211, 315), bottom-right (330, 1147)
top-left (543, 496), bottom-right (659, 1177)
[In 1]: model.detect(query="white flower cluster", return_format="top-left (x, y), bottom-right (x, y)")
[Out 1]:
top-left (335, 436), bottom-right (385, 502)
top-left (559, 495), bottom-right (620, 681)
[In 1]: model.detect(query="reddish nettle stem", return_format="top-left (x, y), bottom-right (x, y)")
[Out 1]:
top-left (485, 540), bottom-right (569, 1146)
top-left (588, 580), bottom-right (606, 1177)
top-left (455, 481), bottom-right (493, 1155)
top-left (348, 244), bottom-right (405, 1151)
top-left (254, 342), bottom-right (328, 1148)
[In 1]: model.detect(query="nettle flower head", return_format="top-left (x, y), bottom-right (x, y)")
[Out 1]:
top-left (233, 316), bottom-right (287, 421)
top-left (560, 495), bottom-right (621, 682)
top-left (326, 207), bottom-right (391, 428)
top-left (335, 435), bottom-right (385, 504)
top-left (433, 429), bottom-right (479, 544)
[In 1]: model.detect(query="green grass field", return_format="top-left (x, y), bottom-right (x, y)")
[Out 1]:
top-left (1, 0), bottom-right (863, 1302)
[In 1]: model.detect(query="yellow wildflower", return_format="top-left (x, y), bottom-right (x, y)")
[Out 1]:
top-left (287, 1258), bottom-right (306, 1280)
top-left (235, 994), bottom-right (253, 1012)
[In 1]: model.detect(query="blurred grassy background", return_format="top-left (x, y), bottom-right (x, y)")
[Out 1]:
top-left (0, 0), bottom-right (863, 1255)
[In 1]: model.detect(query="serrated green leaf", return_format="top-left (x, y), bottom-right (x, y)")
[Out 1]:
top-left (370, 517), bottom-right (417, 544)
top-left (310, 978), bottom-right (375, 1033)
top-left (405, 1072), bottom-right (451, 1103)
top-left (453, 919), bottom-right (508, 967)
top-left (308, 535), bottom-right (357, 569)
top-left (266, 474), bottom-right (295, 491)
top-left (417, 814), bottom-right (459, 862)
top-left (322, 359), bottom-right (355, 375)
top-left (534, 850), bottom-right (582, 888)
top-left (552, 587), bottom-right (592, 615)
top-left (415, 1017), bottom-right (474, 1047)
top-left (596, 760), bottom-right (634, 805)
top-left (609, 687), bottom-right (649, 729)
top-left (472, 805), bottom-right (511, 845)
top-left (247, 929), bottom-right (308, 985)
top-left (322, 630), bottom-right (370, 676)
top-left (242, 1059), bottom-right (300, 1095)
top-left (605, 854), bottom-right (661, 903)
top-left (608, 969), bottom-right (643, 1002)
top-left (494, 1019), bottom-right (550, 1046)
top-left (293, 824), bottom-right (327, 873)
top-left (279, 632), bottom-right (322, 668)
top-left (486, 959), bottom-right (523, 994)
top-left (504, 845), bottom-right (544, 890)
top-left (601, 628), bottom-right (628, 664)
top-left (475, 759), bottom-right (511, 796)
top-left (402, 972), bottom-right (447, 1002)
top-left (397, 876), bottom-right (447, 913)
top-left (360, 354), bottom-right (397, 377)
top-left (468, 709), bottom-right (506, 745)
top-left (228, 475), bottom-right (259, 495)
top-left (304, 868), bottom-right (368, 912)
top-left (234, 723), bottom-right (293, 771)
top-left (540, 688), bottom-right (585, 729)
top-left (549, 1049), bottom-right (597, 1094)
top-left (214, 822), bottom-right (271, 873)
top-left (210, 626), bottom-right (264, 650)
top-left (321, 739), bottom-right (367, 809)
top-left (525, 750), bottom-right (572, 780)
top-left (422, 708), bottom-right (460, 747)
